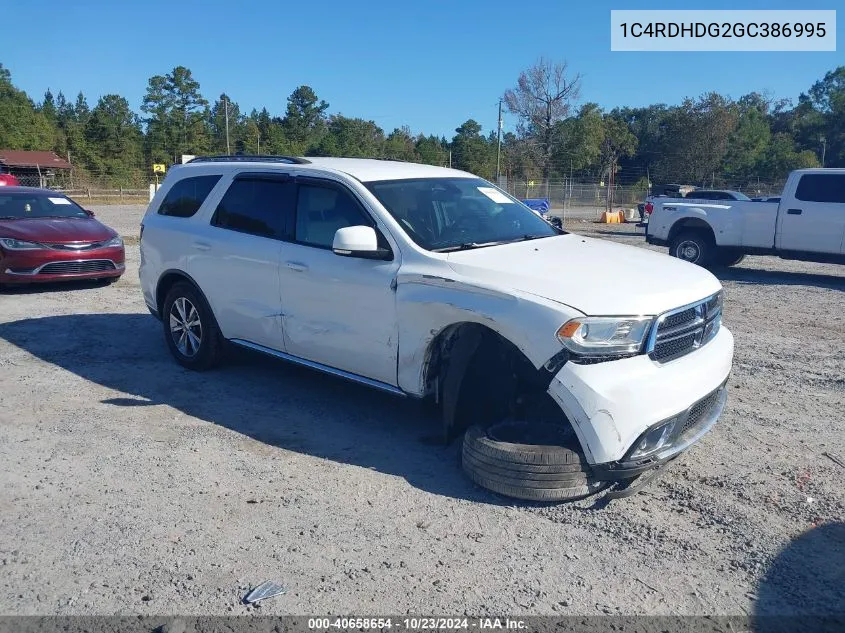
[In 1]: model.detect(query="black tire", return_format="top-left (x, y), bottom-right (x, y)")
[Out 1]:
top-left (711, 250), bottom-right (746, 267)
top-left (461, 421), bottom-right (603, 502)
top-left (669, 230), bottom-right (713, 267)
top-left (162, 281), bottom-right (222, 371)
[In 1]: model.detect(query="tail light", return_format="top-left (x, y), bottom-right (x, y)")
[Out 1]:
top-left (645, 202), bottom-right (654, 215)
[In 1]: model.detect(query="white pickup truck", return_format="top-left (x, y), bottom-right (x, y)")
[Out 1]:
top-left (645, 168), bottom-right (845, 267)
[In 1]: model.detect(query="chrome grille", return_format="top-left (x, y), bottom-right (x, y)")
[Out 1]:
top-left (647, 292), bottom-right (722, 363)
top-left (38, 260), bottom-right (116, 275)
top-left (45, 241), bottom-right (104, 251)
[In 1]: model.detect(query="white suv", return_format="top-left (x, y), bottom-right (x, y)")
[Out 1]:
top-left (139, 156), bottom-right (734, 501)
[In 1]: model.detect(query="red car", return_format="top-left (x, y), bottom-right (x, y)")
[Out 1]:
top-left (0, 187), bottom-right (125, 286)
top-left (0, 174), bottom-right (20, 187)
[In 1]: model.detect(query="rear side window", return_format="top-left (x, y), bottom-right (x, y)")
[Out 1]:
top-left (211, 177), bottom-right (294, 239)
top-left (795, 174), bottom-right (845, 204)
top-left (157, 175), bottom-right (222, 217)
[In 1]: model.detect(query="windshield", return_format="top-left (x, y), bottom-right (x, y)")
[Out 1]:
top-left (365, 177), bottom-right (561, 251)
top-left (0, 192), bottom-right (88, 219)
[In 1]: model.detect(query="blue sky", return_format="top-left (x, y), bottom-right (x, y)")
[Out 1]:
top-left (1, 0), bottom-right (841, 138)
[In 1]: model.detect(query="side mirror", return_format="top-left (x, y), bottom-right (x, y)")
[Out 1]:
top-left (84, 209), bottom-right (95, 217)
top-left (332, 225), bottom-right (391, 260)
top-left (549, 216), bottom-right (563, 229)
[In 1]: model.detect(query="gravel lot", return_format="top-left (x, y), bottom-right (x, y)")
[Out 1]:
top-left (0, 205), bottom-right (843, 617)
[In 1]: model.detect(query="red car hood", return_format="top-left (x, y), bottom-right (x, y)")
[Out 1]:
top-left (0, 217), bottom-right (117, 243)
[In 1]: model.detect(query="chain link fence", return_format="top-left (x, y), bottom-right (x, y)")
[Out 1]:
top-left (500, 178), bottom-right (786, 210)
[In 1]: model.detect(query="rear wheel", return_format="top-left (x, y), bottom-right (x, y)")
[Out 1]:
top-left (669, 230), bottom-right (713, 267)
top-left (461, 421), bottom-right (603, 502)
top-left (162, 282), bottom-right (222, 371)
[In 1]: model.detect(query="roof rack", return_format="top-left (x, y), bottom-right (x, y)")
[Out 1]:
top-left (187, 155), bottom-right (311, 165)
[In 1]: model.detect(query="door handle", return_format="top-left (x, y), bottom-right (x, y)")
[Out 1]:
top-left (285, 261), bottom-right (308, 272)
top-left (787, 208), bottom-right (803, 215)
top-left (192, 241), bottom-right (211, 251)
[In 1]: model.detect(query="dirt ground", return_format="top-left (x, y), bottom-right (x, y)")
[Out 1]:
top-left (0, 205), bottom-right (843, 617)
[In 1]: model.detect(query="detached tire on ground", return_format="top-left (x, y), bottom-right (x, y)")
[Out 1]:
top-left (461, 421), bottom-right (603, 502)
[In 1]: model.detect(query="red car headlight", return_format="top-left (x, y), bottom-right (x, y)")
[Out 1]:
top-left (0, 238), bottom-right (45, 251)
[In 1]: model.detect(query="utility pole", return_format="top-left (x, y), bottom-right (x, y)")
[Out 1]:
top-left (821, 136), bottom-right (826, 167)
top-left (448, 150), bottom-right (452, 168)
top-left (257, 131), bottom-right (260, 154)
top-left (495, 98), bottom-right (503, 183)
top-left (224, 96), bottom-right (230, 155)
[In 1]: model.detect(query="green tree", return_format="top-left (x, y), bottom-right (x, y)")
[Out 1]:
top-left (599, 114), bottom-right (638, 209)
top-left (282, 85), bottom-right (329, 153)
top-left (759, 133), bottom-right (819, 180)
top-left (384, 127), bottom-right (418, 161)
top-left (141, 66), bottom-right (209, 163)
top-left (658, 94), bottom-right (738, 184)
top-left (415, 135), bottom-right (448, 166)
top-left (209, 93), bottom-right (243, 154)
top-left (84, 94), bottom-right (144, 183)
top-left (806, 66), bottom-right (845, 166)
top-left (724, 94), bottom-right (772, 182)
top-left (450, 119), bottom-right (494, 178)
top-left (0, 64), bottom-right (54, 150)
top-left (551, 103), bottom-right (604, 174)
top-left (312, 115), bottom-right (384, 157)
top-left (39, 89), bottom-right (57, 123)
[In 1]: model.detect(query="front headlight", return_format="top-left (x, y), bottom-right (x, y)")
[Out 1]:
top-left (0, 237), bottom-right (44, 251)
top-left (104, 235), bottom-right (123, 248)
top-left (556, 316), bottom-right (653, 357)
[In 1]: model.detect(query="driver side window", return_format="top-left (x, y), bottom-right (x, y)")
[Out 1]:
top-left (294, 182), bottom-right (389, 251)
top-left (295, 184), bottom-right (370, 248)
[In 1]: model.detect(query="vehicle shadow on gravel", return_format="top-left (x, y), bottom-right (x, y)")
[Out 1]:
top-left (592, 229), bottom-right (646, 238)
top-left (0, 279), bottom-right (115, 294)
top-left (753, 521), bottom-right (845, 632)
top-left (713, 267), bottom-right (845, 290)
top-left (0, 312), bottom-right (518, 504)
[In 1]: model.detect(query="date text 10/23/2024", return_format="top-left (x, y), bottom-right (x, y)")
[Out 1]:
top-left (307, 618), bottom-right (527, 631)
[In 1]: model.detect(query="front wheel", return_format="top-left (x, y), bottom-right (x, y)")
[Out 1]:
top-left (669, 231), bottom-right (713, 267)
top-left (162, 282), bottom-right (222, 371)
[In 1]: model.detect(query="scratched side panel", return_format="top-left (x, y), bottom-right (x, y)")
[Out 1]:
top-left (395, 273), bottom-right (580, 396)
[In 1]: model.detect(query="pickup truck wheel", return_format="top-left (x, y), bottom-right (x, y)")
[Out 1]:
top-left (461, 421), bottom-right (603, 501)
top-left (670, 231), bottom-right (712, 266)
top-left (162, 282), bottom-right (222, 371)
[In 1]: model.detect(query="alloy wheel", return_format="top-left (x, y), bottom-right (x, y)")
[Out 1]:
top-left (169, 297), bottom-right (203, 357)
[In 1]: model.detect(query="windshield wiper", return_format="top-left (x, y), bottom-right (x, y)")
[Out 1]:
top-left (432, 235), bottom-right (555, 252)
top-left (432, 240), bottom-right (510, 252)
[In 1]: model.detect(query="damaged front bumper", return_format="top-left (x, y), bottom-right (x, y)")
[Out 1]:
top-left (592, 380), bottom-right (728, 480)
top-left (546, 326), bottom-right (734, 475)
